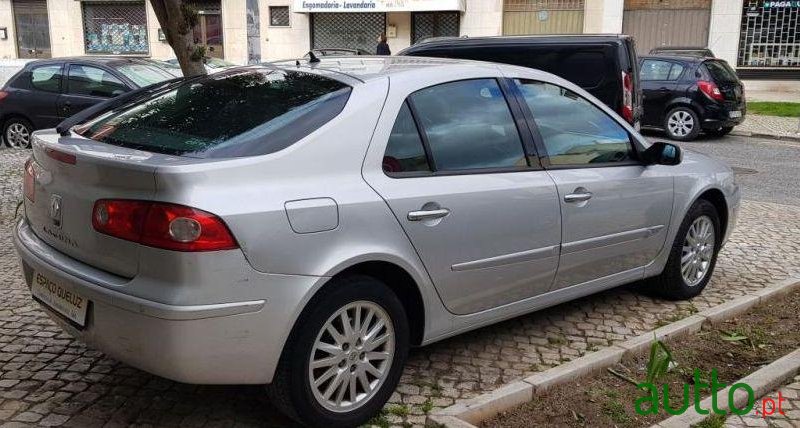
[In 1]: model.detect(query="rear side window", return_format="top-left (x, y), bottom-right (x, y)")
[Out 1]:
top-left (67, 65), bottom-right (128, 98)
top-left (515, 79), bottom-right (633, 166)
top-left (703, 60), bottom-right (738, 84)
top-left (409, 79), bottom-right (526, 171)
top-left (77, 69), bottom-right (351, 158)
top-left (383, 103), bottom-right (430, 174)
top-left (641, 60), bottom-right (673, 80)
top-left (30, 65), bottom-right (62, 93)
top-left (115, 63), bottom-right (176, 87)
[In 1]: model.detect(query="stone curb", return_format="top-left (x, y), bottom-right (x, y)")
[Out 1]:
top-left (652, 348), bottom-right (800, 428)
top-left (730, 130), bottom-right (800, 143)
top-left (426, 276), bottom-right (800, 428)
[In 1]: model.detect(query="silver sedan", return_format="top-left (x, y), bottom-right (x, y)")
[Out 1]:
top-left (14, 57), bottom-right (739, 427)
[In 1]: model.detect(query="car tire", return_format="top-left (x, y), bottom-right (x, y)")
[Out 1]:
top-left (705, 126), bottom-right (734, 137)
top-left (649, 199), bottom-right (721, 300)
top-left (664, 107), bottom-right (701, 141)
top-left (3, 117), bottom-right (33, 149)
top-left (267, 275), bottom-right (409, 428)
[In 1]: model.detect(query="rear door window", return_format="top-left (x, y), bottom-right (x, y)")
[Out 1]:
top-left (77, 69), bottom-right (352, 158)
top-left (408, 79), bottom-right (526, 172)
top-left (30, 65), bottom-right (62, 92)
top-left (383, 102), bottom-right (431, 174)
top-left (67, 65), bottom-right (128, 98)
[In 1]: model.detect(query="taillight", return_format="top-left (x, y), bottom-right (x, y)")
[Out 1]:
top-left (698, 80), bottom-right (724, 101)
top-left (621, 71), bottom-right (634, 124)
top-left (0, 91), bottom-right (8, 102)
top-left (92, 200), bottom-right (238, 252)
top-left (23, 158), bottom-right (35, 202)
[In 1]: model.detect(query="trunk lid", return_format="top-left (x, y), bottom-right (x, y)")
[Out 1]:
top-left (25, 130), bottom-right (160, 278)
top-left (704, 59), bottom-right (745, 108)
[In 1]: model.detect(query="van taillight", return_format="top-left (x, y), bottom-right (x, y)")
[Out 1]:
top-left (23, 159), bottom-right (35, 202)
top-left (698, 80), bottom-right (724, 101)
top-left (621, 71), bottom-right (634, 124)
top-left (0, 91), bottom-right (8, 102)
top-left (92, 200), bottom-right (238, 252)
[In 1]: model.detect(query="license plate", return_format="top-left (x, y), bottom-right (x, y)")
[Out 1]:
top-left (729, 111), bottom-right (742, 118)
top-left (30, 271), bottom-right (88, 327)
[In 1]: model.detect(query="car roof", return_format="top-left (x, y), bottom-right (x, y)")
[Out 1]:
top-left (640, 54), bottom-right (708, 64)
top-left (271, 56), bottom-right (504, 83)
top-left (25, 56), bottom-right (154, 68)
top-left (402, 34), bottom-right (632, 49)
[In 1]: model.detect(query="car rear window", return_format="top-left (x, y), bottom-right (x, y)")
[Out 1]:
top-left (76, 69), bottom-right (352, 158)
top-left (114, 63), bottom-right (178, 87)
top-left (703, 60), bottom-right (738, 84)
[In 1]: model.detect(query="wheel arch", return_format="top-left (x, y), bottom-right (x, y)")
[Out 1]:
top-left (694, 187), bottom-right (729, 241)
top-left (323, 260), bottom-right (426, 346)
top-left (665, 98), bottom-right (704, 118)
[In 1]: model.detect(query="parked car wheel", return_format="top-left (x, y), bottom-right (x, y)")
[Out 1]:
top-left (705, 126), bottom-right (733, 137)
top-left (267, 275), bottom-right (409, 428)
top-left (3, 117), bottom-right (33, 149)
top-left (664, 107), bottom-right (701, 141)
top-left (649, 199), bottom-right (720, 300)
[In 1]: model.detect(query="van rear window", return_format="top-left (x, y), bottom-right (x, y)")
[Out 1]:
top-left (76, 68), bottom-right (351, 158)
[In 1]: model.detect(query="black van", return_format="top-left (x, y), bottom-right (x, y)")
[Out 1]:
top-left (398, 35), bottom-right (643, 128)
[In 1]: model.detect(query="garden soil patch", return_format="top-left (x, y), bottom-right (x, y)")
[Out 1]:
top-left (482, 290), bottom-right (800, 428)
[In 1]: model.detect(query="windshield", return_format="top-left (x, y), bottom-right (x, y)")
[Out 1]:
top-left (76, 69), bottom-right (352, 158)
top-left (115, 63), bottom-right (180, 86)
top-left (704, 60), bottom-right (738, 84)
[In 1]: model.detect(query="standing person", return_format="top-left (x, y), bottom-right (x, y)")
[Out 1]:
top-left (376, 33), bottom-right (391, 55)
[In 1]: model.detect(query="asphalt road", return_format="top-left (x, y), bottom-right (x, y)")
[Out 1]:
top-left (644, 131), bottom-right (800, 206)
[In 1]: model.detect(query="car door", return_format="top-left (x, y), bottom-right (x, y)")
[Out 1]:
top-left (510, 79), bottom-right (674, 290)
top-left (20, 63), bottom-right (63, 129)
top-left (57, 63), bottom-right (131, 119)
top-left (639, 59), bottom-right (685, 127)
top-left (364, 77), bottom-right (561, 315)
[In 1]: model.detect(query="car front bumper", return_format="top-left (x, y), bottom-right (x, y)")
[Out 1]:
top-left (13, 219), bottom-right (324, 385)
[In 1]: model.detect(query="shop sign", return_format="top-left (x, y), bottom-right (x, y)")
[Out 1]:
top-left (763, 1), bottom-right (800, 7)
top-left (294, 0), bottom-right (465, 13)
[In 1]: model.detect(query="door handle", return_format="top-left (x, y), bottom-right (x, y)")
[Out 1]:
top-left (407, 208), bottom-right (450, 221)
top-left (564, 192), bottom-right (593, 203)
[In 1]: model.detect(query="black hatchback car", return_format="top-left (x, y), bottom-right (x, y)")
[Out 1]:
top-left (398, 35), bottom-right (643, 128)
top-left (639, 55), bottom-right (745, 141)
top-left (0, 57), bottom-right (179, 148)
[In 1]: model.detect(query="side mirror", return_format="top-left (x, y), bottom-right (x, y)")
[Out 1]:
top-left (643, 142), bottom-right (682, 166)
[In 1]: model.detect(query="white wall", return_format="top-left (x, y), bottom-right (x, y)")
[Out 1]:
top-left (461, 0), bottom-right (502, 36)
top-left (708, 0), bottom-right (742, 67)
top-left (0, 0), bottom-right (16, 58)
top-left (260, 0), bottom-right (310, 60)
top-left (583, 0), bottom-right (623, 34)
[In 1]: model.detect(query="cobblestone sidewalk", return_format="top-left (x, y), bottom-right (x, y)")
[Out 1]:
top-left (1, 148), bottom-right (800, 427)
top-left (736, 114), bottom-right (800, 141)
top-left (725, 375), bottom-right (800, 428)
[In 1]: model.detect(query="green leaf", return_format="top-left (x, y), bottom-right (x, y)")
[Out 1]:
top-left (645, 339), bottom-right (673, 384)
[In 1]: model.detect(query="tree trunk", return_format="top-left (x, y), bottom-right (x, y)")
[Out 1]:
top-left (149, 0), bottom-right (207, 77)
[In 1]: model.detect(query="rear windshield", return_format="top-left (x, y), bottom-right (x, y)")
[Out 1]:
top-left (703, 60), bottom-right (738, 84)
top-left (76, 69), bottom-right (352, 158)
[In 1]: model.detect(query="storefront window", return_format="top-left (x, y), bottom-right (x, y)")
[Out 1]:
top-left (311, 13), bottom-right (386, 53)
top-left (83, 1), bottom-right (148, 55)
top-left (412, 12), bottom-right (460, 44)
top-left (738, 1), bottom-right (800, 68)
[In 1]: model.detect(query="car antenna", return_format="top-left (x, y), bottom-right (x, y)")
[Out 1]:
top-left (307, 51), bottom-right (321, 64)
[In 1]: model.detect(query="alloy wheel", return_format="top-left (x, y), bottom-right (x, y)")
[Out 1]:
top-left (667, 110), bottom-right (695, 138)
top-left (680, 215), bottom-right (715, 287)
top-left (6, 123), bottom-right (31, 148)
top-left (308, 301), bottom-right (395, 413)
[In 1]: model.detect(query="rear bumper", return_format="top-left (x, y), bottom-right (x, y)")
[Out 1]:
top-left (13, 219), bottom-right (324, 384)
top-left (701, 102), bottom-right (746, 130)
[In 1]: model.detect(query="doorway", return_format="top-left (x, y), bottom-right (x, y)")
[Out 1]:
top-left (13, 0), bottom-right (51, 59)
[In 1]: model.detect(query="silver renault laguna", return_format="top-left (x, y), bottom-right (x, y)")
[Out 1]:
top-left (14, 57), bottom-right (739, 427)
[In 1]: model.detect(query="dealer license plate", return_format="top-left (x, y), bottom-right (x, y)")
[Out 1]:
top-left (729, 111), bottom-right (742, 118)
top-left (30, 271), bottom-right (88, 326)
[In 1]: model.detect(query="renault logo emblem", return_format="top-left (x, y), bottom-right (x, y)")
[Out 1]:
top-left (49, 195), bottom-right (62, 227)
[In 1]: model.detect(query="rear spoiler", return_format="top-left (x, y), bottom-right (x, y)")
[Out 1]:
top-left (55, 77), bottom-right (186, 136)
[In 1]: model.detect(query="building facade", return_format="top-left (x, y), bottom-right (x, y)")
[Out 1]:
top-left (0, 0), bottom-right (797, 78)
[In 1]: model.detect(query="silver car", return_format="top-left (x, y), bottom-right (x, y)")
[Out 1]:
top-left (14, 57), bottom-right (739, 427)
